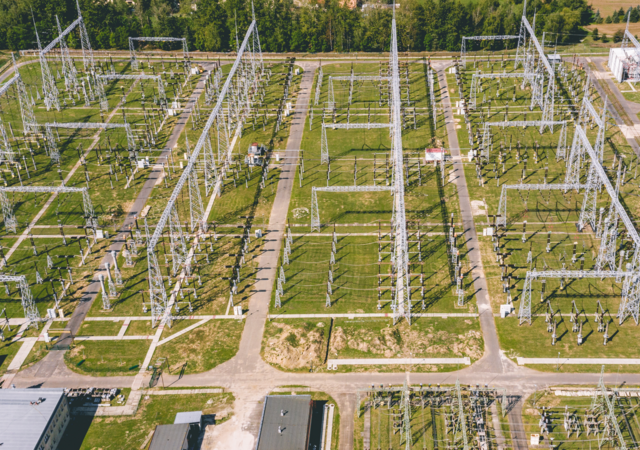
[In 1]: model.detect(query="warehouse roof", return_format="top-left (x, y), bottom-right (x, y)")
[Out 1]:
top-left (0, 388), bottom-right (66, 449)
top-left (256, 395), bottom-right (313, 450)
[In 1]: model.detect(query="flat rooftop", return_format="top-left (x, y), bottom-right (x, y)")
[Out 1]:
top-left (0, 388), bottom-right (65, 449)
top-left (256, 395), bottom-right (313, 450)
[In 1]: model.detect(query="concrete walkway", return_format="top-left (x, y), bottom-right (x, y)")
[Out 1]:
top-left (435, 62), bottom-right (508, 375)
top-left (156, 318), bottom-right (211, 346)
top-left (517, 357), bottom-right (640, 365)
top-left (327, 357), bottom-right (471, 367)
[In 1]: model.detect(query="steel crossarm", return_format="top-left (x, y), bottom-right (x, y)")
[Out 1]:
top-left (0, 274), bottom-right (39, 325)
top-left (529, 270), bottom-right (633, 279)
top-left (45, 122), bottom-right (129, 130)
top-left (147, 21), bottom-right (257, 251)
top-left (98, 74), bottom-right (162, 81)
top-left (503, 183), bottom-right (584, 191)
top-left (484, 120), bottom-right (566, 128)
top-left (472, 72), bottom-right (526, 80)
top-left (390, 14), bottom-right (411, 325)
top-left (521, 17), bottom-right (554, 77)
top-left (464, 35), bottom-right (519, 41)
top-left (325, 123), bottom-right (391, 129)
top-left (0, 186), bottom-right (85, 194)
top-left (576, 125), bottom-right (640, 249)
top-left (330, 76), bottom-right (391, 81)
top-left (0, 75), bottom-right (19, 98)
top-left (130, 37), bottom-right (186, 42)
top-left (314, 185), bottom-right (393, 193)
top-left (41, 17), bottom-right (82, 55)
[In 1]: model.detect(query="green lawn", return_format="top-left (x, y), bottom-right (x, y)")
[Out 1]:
top-left (58, 393), bottom-right (235, 450)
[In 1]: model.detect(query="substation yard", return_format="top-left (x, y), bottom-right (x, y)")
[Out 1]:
top-left (0, 51), bottom-right (304, 378)
top-left (453, 57), bottom-right (640, 372)
top-left (353, 383), bottom-right (509, 450)
top-left (260, 61), bottom-right (486, 374)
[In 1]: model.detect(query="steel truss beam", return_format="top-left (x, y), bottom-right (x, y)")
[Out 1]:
top-left (328, 75), bottom-right (390, 109)
top-left (146, 20), bottom-right (263, 328)
top-left (96, 73), bottom-right (168, 110)
top-left (321, 123), bottom-right (391, 164)
top-left (461, 35), bottom-right (519, 66)
top-left (598, 368), bottom-right (628, 450)
top-left (390, 13), bottom-right (411, 324)
top-left (496, 183), bottom-right (585, 227)
top-left (44, 122), bottom-right (136, 161)
top-left (511, 13), bottom-right (556, 131)
top-left (0, 186), bottom-right (95, 232)
top-left (129, 37), bottom-right (190, 71)
top-left (37, 0), bottom-right (95, 111)
top-left (311, 185), bottom-right (393, 232)
top-left (480, 120), bottom-right (567, 160)
top-left (0, 274), bottom-right (40, 325)
top-left (519, 269), bottom-right (633, 325)
top-left (470, 72), bottom-right (527, 110)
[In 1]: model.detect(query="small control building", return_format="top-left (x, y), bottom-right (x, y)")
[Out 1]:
top-left (255, 395), bottom-right (313, 450)
top-left (0, 388), bottom-right (70, 450)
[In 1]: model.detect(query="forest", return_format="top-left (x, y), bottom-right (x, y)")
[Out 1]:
top-left (0, 0), bottom-right (597, 53)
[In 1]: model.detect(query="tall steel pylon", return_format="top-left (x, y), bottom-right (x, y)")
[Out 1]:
top-left (578, 162), bottom-right (599, 232)
top-left (76, 0), bottom-right (95, 72)
top-left (9, 55), bottom-right (38, 134)
top-left (390, 12), bottom-right (411, 324)
top-left (56, 15), bottom-right (79, 92)
top-left (147, 248), bottom-right (168, 328)
top-left (168, 204), bottom-right (188, 276)
top-left (0, 275), bottom-right (40, 327)
top-left (187, 156), bottom-right (206, 233)
top-left (33, 14), bottom-right (59, 111)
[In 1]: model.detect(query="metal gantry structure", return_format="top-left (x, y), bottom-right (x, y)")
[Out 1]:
top-left (44, 122), bottom-right (136, 163)
top-left (496, 183), bottom-right (584, 228)
top-left (460, 35), bottom-right (519, 66)
top-left (96, 73), bottom-right (168, 110)
top-left (327, 75), bottom-right (390, 109)
top-left (0, 274), bottom-right (39, 326)
top-left (389, 13), bottom-right (411, 324)
top-left (0, 186), bottom-right (96, 233)
top-left (310, 186), bottom-right (393, 232)
top-left (129, 37), bottom-right (190, 71)
top-left (35, 0), bottom-right (95, 111)
top-left (480, 120), bottom-right (567, 161)
top-left (321, 122), bottom-right (391, 164)
top-left (0, 56), bottom-right (38, 135)
top-left (145, 19), bottom-right (264, 328)
top-left (518, 269), bottom-right (635, 325)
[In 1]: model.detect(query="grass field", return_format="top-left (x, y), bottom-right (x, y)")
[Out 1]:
top-left (261, 317), bottom-right (483, 373)
top-left (58, 392), bottom-right (235, 450)
top-left (455, 57), bottom-right (640, 365)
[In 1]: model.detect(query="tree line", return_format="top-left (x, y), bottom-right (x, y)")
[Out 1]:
top-left (0, 0), bottom-right (593, 53)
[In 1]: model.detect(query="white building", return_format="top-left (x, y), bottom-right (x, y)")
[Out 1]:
top-left (609, 46), bottom-right (640, 82)
top-left (0, 389), bottom-right (70, 450)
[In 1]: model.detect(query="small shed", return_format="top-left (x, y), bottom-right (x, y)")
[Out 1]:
top-left (149, 423), bottom-right (191, 450)
top-left (174, 410), bottom-right (203, 432)
top-left (425, 148), bottom-right (445, 162)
